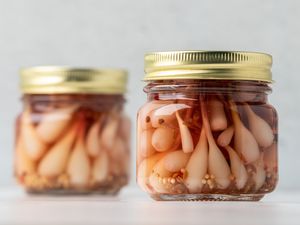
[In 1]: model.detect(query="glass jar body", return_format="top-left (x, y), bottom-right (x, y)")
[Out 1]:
top-left (15, 94), bottom-right (130, 195)
top-left (137, 80), bottom-right (278, 201)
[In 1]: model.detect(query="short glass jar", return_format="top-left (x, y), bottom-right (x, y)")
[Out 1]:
top-left (15, 67), bottom-right (130, 194)
top-left (137, 51), bottom-right (278, 201)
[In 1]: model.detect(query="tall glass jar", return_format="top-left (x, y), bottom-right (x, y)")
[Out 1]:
top-left (15, 67), bottom-right (130, 194)
top-left (137, 51), bottom-right (278, 201)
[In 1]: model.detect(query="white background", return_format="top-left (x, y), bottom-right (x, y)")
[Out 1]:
top-left (0, 0), bottom-right (299, 189)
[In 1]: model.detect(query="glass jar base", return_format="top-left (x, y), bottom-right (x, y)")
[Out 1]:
top-left (150, 193), bottom-right (265, 201)
top-left (25, 186), bottom-right (122, 196)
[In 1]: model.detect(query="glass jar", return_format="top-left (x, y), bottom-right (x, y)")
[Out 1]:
top-left (15, 67), bottom-right (130, 194)
top-left (137, 51), bottom-right (278, 201)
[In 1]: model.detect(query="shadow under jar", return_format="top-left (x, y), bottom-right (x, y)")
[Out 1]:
top-left (15, 67), bottom-right (130, 195)
top-left (137, 51), bottom-right (278, 201)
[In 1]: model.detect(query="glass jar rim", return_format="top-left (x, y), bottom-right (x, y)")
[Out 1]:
top-left (143, 79), bottom-right (272, 95)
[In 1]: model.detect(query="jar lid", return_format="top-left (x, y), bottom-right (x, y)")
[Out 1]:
top-left (20, 66), bottom-right (128, 94)
top-left (144, 51), bottom-right (273, 82)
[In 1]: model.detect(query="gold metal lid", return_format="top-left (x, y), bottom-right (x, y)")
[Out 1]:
top-left (144, 51), bottom-right (273, 82)
top-left (20, 66), bottom-right (128, 94)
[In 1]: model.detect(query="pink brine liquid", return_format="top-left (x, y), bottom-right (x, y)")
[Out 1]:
top-left (15, 94), bottom-right (130, 194)
top-left (137, 80), bottom-right (278, 201)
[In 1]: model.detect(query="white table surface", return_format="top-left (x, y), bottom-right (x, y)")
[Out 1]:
top-left (0, 186), bottom-right (299, 225)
